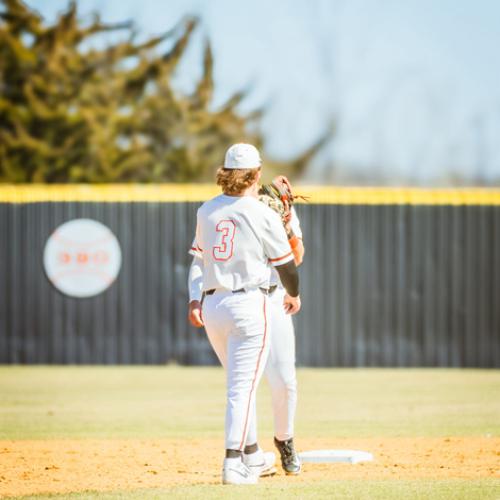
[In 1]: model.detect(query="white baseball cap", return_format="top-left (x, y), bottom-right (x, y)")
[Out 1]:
top-left (224, 143), bottom-right (262, 169)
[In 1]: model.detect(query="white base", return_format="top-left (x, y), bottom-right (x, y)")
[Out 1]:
top-left (298, 449), bottom-right (374, 464)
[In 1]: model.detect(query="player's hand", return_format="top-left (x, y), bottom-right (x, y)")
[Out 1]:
top-left (188, 300), bottom-right (204, 327)
top-left (283, 294), bottom-right (301, 315)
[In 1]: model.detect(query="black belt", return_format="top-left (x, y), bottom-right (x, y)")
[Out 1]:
top-left (204, 285), bottom-right (277, 296)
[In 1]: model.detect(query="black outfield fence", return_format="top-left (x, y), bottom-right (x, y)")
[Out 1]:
top-left (0, 185), bottom-right (499, 367)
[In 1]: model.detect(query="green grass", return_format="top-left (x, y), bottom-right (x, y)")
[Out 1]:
top-left (0, 367), bottom-right (498, 440)
top-left (1, 367), bottom-right (499, 499)
top-left (10, 479), bottom-right (500, 500)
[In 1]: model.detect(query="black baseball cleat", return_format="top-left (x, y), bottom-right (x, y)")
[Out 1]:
top-left (274, 437), bottom-right (301, 475)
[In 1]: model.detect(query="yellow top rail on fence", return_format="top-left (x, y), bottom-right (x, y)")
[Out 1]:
top-left (1, 184), bottom-right (500, 205)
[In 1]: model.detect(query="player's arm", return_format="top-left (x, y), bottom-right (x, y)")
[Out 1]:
top-left (261, 208), bottom-right (301, 314)
top-left (276, 262), bottom-right (299, 297)
top-left (275, 260), bottom-right (300, 314)
top-left (286, 227), bottom-right (305, 266)
top-left (187, 256), bottom-right (204, 327)
top-left (286, 206), bottom-right (305, 266)
top-left (187, 229), bottom-right (204, 328)
top-left (261, 177), bottom-right (305, 266)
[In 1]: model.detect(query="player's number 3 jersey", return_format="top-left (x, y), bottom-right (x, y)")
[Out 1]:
top-left (193, 194), bottom-right (294, 292)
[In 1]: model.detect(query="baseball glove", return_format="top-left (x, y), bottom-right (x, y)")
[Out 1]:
top-left (258, 175), bottom-right (307, 225)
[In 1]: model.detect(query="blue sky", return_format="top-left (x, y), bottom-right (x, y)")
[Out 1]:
top-left (32, 0), bottom-right (500, 184)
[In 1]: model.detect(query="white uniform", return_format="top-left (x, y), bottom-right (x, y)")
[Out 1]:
top-left (264, 207), bottom-right (302, 441)
top-left (193, 193), bottom-right (293, 451)
top-left (189, 206), bottom-right (302, 445)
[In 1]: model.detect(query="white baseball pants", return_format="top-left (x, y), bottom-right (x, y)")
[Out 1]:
top-left (244, 286), bottom-right (297, 444)
top-left (202, 288), bottom-right (270, 451)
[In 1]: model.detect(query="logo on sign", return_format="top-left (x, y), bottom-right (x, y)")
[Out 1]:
top-left (43, 219), bottom-right (122, 298)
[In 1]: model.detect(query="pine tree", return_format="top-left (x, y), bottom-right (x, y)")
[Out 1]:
top-left (0, 0), bottom-right (324, 182)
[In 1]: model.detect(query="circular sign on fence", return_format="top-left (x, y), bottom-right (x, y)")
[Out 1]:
top-left (43, 219), bottom-right (122, 298)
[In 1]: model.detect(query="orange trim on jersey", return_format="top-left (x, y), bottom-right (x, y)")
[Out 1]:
top-left (269, 251), bottom-right (293, 263)
top-left (239, 295), bottom-right (268, 451)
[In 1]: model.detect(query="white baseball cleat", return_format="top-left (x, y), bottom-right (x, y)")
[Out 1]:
top-left (222, 457), bottom-right (259, 485)
top-left (243, 448), bottom-right (277, 477)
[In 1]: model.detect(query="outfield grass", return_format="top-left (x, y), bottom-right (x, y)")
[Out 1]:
top-left (1, 367), bottom-right (499, 499)
top-left (0, 367), bottom-right (498, 440)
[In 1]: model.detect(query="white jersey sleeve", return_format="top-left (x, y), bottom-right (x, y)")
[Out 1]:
top-left (188, 255), bottom-right (204, 302)
top-left (261, 207), bottom-right (294, 267)
top-left (188, 236), bottom-right (203, 259)
top-left (289, 206), bottom-right (303, 239)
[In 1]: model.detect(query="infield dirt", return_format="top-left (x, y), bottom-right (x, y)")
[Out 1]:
top-left (1, 436), bottom-right (499, 497)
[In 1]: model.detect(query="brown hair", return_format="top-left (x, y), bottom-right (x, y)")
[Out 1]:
top-left (216, 167), bottom-right (260, 195)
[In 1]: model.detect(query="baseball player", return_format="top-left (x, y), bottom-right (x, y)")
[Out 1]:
top-left (187, 143), bottom-right (301, 485)
top-left (189, 183), bottom-right (305, 477)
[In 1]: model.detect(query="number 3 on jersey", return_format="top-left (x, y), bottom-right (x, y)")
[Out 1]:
top-left (213, 220), bottom-right (236, 261)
